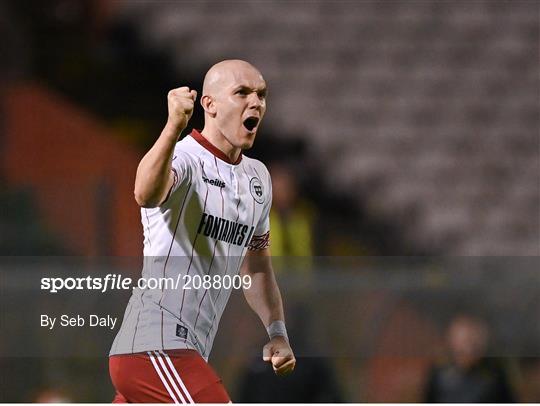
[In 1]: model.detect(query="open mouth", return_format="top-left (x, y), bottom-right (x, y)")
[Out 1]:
top-left (243, 116), bottom-right (260, 132)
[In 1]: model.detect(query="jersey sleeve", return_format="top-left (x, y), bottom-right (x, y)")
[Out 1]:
top-left (163, 148), bottom-right (194, 203)
top-left (248, 167), bottom-right (272, 251)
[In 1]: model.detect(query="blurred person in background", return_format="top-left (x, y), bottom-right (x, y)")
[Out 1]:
top-left (269, 163), bottom-right (316, 272)
top-left (424, 314), bottom-right (516, 403)
top-left (32, 388), bottom-right (72, 403)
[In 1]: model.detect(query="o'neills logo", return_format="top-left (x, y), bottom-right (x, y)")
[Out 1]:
top-left (203, 175), bottom-right (225, 188)
top-left (197, 213), bottom-right (255, 247)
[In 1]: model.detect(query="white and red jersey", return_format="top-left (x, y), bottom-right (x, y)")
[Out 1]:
top-left (110, 130), bottom-right (271, 359)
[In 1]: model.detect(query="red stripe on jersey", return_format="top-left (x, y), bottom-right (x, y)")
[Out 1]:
top-left (248, 231), bottom-right (270, 251)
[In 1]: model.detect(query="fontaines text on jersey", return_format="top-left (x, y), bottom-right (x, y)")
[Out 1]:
top-left (197, 213), bottom-right (255, 247)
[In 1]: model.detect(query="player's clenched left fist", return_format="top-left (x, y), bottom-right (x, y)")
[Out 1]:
top-left (263, 336), bottom-right (296, 376)
top-left (167, 86), bottom-right (197, 131)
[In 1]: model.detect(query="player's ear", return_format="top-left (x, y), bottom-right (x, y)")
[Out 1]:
top-left (201, 95), bottom-right (216, 116)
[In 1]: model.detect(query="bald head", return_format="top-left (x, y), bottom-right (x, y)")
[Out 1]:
top-left (202, 59), bottom-right (264, 97)
top-left (200, 59), bottom-right (267, 154)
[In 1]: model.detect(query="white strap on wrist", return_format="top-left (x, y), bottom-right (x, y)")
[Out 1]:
top-left (267, 320), bottom-right (289, 342)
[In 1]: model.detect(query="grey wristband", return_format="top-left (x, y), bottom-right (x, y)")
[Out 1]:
top-left (267, 320), bottom-right (288, 342)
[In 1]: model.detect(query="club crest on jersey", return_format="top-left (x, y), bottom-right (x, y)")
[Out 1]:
top-left (249, 177), bottom-right (264, 204)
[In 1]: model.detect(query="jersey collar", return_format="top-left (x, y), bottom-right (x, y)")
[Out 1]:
top-left (190, 129), bottom-right (242, 165)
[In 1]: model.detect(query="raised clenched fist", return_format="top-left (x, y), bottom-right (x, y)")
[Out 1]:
top-left (167, 87), bottom-right (197, 130)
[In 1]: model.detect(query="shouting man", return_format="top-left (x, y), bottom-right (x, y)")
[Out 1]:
top-left (109, 60), bottom-right (295, 403)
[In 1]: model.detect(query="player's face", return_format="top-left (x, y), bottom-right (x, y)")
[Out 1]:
top-left (213, 66), bottom-right (267, 150)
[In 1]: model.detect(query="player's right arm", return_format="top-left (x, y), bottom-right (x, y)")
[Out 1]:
top-left (134, 87), bottom-right (197, 208)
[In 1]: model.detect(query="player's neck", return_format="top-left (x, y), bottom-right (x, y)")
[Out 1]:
top-left (199, 127), bottom-right (241, 164)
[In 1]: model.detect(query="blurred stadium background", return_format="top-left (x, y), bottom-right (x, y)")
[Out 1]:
top-left (1, 0), bottom-right (539, 402)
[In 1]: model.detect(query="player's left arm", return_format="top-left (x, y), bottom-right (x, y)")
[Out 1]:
top-left (241, 247), bottom-right (296, 376)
